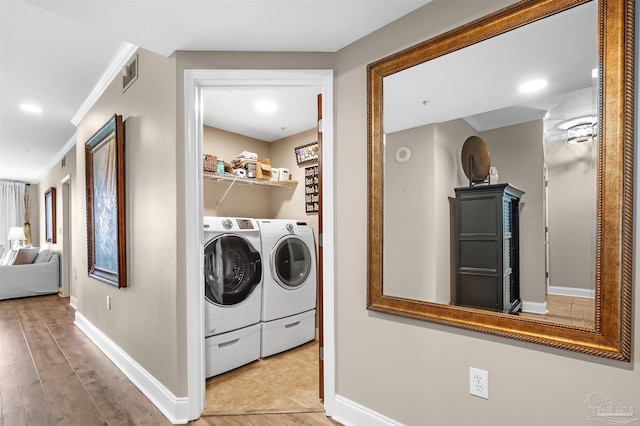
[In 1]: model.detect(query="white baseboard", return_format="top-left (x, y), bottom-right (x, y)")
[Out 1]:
top-left (332, 395), bottom-right (403, 426)
top-left (69, 296), bottom-right (77, 310)
top-left (521, 300), bottom-right (547, 315)
top-left (74, 312), bottom-right (190, 424)
top-left (548, 286), bottom-right (595, 299)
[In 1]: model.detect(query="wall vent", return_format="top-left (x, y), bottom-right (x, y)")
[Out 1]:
top-left (61, 156), bottom-right (66, 168)
top-left (123, 54), bottom-right (138, 93)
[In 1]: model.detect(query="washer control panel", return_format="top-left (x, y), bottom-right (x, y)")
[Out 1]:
top-left (235, 219), bottom-right (255, 230)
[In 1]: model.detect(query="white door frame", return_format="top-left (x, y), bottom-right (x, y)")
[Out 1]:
top-left (183, 69), bottom-right (335, 420)
top-left (61, 174), bottom-right (72, 298)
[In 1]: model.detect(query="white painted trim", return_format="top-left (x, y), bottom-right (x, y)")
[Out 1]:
top-left (74, 312), bottom-right (190, 424)
top-left (183, 70), bottom-right (206, 420)
top-left (69, 295), bottom-right (77, 310)
top-left (319, 73), bottom-right (336, 416)
top-left (521, 300), bottom-right (547, 315)
top-left (183, 69), bottom-right (336, 420)
top-left (71, 42), bottom-right (138, 126)
top-left (548, 285), bottom-right (595, 299)
top-left (332, 395), bottom-right (404, 426)
top-left (59, 175), bottom-right (72, 298)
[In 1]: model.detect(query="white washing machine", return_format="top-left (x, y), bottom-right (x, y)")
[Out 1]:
top-left (257, 219), bottom-right (317, 357)
top-left (204, 216), bottom-right (262, 377)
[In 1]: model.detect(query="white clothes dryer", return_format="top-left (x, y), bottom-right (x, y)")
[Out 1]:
top-left (203, 216), bottom-right (262, 377)
top-left (257, 219), bottom-right (317, 357)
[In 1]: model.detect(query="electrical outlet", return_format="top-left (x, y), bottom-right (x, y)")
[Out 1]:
top-left (107, 296), bottom-right (111, 310)
top-left (469, 367), bottom-right (489, 399)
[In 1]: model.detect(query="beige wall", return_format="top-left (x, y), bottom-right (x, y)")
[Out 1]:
top-left (43, 0), bottom-right (636, 422)
top-left (73, 48), bottom-right (182, 394)
top-left (202, 125), bottom-right (319, 237)
top-left (333, 1), bottom-right (639, 425)
top-left (37, 144), bottom-right (76, 295)
top-left (384, 125), bottom-right (437, 301)
top-left (202, 126), bottom-right (271, 218)
top-left (268, 128), bottom-right (320, 237)
top-left (481, 120), bottom-right (546, 304)
top-left (174, 51), bottom-right (334, 399)
top-left (546, 139), bottom-right (597, 291)
top-left (37, 146), bottom-right (74, 250)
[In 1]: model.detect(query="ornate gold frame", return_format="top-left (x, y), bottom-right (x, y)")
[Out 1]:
top-left (367, 0), bottom-right (634, 360)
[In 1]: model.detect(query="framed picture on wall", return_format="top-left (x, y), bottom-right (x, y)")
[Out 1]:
top-left (85, 114), bottom-right (127, 288)
top-left (44, 187), bottom-right (56, 243)
top-left (294, 142), bottom-right (319, 167)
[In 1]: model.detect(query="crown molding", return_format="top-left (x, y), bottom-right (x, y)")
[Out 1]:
top-left (71, 42), bottom-right (138, 126)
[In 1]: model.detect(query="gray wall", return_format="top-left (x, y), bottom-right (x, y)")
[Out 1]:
top-left (332, 0), bottom-right (639, 424)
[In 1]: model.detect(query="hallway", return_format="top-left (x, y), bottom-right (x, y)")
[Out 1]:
top-left (0, 294), bottom-right (337, 425)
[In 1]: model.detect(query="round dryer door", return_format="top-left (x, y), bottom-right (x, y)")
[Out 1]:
top-left (204, 235), bottom-right (262, 306)
top-left (272, 236), bottom-right (312, 289)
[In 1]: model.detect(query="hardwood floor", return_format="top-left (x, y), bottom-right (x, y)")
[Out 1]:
top-left (519, 294), bottom-right (595, 327)
top-left (0, 295), bottom-right (338, 426)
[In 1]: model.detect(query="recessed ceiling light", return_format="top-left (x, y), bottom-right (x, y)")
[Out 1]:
top-left (255, 100), bottom-right (277, 114)
top-left (518, 79), bottom-right (547, 93)
top-left (20, 103), bottom-right (42, 114)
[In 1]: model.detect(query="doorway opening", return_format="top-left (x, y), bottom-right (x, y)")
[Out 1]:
top-left (183, 69), bottom-right (335, 421)
top-left (201, 86), bottom-right (321, 414)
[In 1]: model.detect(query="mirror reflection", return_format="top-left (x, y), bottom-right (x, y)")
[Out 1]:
top-left (382, 1), bottom-right (597, 327)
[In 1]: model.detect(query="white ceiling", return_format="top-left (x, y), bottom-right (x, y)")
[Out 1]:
top-left (0, 0), bottom-right (433, 183)
top-left (384, 1), bottom-right (598, 140)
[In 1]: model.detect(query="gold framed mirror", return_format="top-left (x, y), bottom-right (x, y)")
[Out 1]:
top-left (367, 0), bottom-right (634, 360)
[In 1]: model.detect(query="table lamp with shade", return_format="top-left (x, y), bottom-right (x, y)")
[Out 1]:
top-left (8, 227), bottom-right (27, 249)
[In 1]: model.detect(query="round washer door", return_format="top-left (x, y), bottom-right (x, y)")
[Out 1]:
top-left (271, 236), bottom-right (312, 289)
top-left (204, 234), bottom-right (262, 306)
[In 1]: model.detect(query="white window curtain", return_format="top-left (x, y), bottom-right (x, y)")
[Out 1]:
top-left (0, 180), bottom-right (26, 252)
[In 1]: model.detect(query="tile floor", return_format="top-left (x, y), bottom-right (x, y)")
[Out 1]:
top-left (204, 340), bottom-right (324, 416)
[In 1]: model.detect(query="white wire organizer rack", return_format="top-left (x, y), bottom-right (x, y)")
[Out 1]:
top-left (203, 172), bottom-right (298, 207)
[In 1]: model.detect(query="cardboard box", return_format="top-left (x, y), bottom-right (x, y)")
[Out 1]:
top-left (256, 158), bottom-right (272, 180)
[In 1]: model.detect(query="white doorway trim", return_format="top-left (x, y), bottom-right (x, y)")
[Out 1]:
top-left (183, 69), bottom-right (335, 421)
top-left (61, 174), bottom-right (72, 298)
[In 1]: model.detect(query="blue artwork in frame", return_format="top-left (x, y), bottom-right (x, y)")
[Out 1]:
top-left (85, 114), bottom-right (126, 288)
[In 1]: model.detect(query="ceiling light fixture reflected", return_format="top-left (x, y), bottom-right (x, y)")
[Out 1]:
top-left (567, 123), bottom-right (595, 144)
top-left (558, 116), bottom-right (596, 130)
top-left (518, 79), bottom-right (547, 93)
top-left (254, 99), bottom-right (277, 114)
top-left (592, 68), bottom-right (598, 78)
top-left (20, 103), bottom-right (42, 114)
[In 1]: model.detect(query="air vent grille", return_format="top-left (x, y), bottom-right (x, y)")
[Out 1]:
top-left (123, 54), bottom-right (138, 93)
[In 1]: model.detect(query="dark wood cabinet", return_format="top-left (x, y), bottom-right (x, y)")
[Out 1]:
top-left (454, 183), bottom-right (524, 313)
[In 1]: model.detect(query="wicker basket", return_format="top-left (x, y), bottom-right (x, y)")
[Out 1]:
top-left (203, 154), bottom-right (217, 172)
